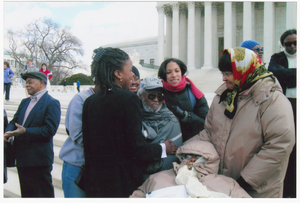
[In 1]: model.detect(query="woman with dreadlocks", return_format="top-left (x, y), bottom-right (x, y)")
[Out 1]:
top-left (82, 47), bottom-right (178, 197)
top-left (186, 47), bottom-right (295, 198)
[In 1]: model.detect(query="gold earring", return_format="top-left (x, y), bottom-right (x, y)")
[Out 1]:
top-left (120, 78), bottom-right (122, 81)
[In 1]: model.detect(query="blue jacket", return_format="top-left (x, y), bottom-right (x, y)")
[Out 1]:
top-left (4, 67), bottom-right (14, 83)
top-left (5, 92), bottom-right (61, 167)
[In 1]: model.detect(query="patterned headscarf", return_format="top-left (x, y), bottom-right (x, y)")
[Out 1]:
top-left (220, 47), bottom-right (273, 119)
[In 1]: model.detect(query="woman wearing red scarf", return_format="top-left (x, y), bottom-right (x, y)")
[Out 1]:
top-left (158, 58), bottom-right (209, 142)
top-left (39, 63), bottom-right (52, 91)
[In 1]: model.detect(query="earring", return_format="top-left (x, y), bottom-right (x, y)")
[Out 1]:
top-left (120, 78), bottom-right (122, 81)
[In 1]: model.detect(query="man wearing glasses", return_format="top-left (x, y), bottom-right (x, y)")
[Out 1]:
top-left (268, 29), bottom-right (296, 198)
top-left (240, 40), bottom-right (264, 60)
top-left (137, 77), bottom-right (182, 177)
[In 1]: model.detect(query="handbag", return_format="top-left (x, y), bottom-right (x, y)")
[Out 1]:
top-left (74, 164), bottom-right (86, 191)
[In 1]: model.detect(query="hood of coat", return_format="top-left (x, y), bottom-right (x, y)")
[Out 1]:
top-left (215, 76), bottom-right (282, 106)
top-left (175, 140), bottom-right (220, 176)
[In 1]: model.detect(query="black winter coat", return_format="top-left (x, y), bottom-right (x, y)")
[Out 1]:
top-left (268, 51), bottom-right (296, 95)
top-left (163, 83), bottom-right (209, 142)
top-left (82, 86), bottom-right (162, 197)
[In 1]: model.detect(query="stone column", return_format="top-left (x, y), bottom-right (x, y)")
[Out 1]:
top-left (286, 2), bottom-right (297, 29)
top-left (212, 3), bottom-right (218, 68)
top-left (187, 2), bottom-right (195, 70)
top-left (200, 9), bottom-right (204, 68)
top-left (243, 2), bottom-right (252, 40)
top-left (202, 2), bottom-right (213, 69)
top-left (232, 3), bottom-right (237, 47)
top-left (165, 13), bottom-right (172, 59)
top-left (157, 5), bottom-right (165, 66)
top-left (179, 7), bottom-right (187, 63)
top-left (263, 2), bottom-right (275, 66)
top-left (195, 4), bottom-right (201, 69)
top-left (172, 2), bottom-right (180, 58)
top-left (224, 2), bottom-right (232, 49)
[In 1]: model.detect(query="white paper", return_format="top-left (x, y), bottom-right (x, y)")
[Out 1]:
top-left (146, 185), bottom-right (188, 198)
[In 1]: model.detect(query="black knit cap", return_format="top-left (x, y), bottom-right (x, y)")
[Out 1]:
top-left (22, 72), bottom-right (47, 84)
top-left (132, 66), bottom-right (140, 78)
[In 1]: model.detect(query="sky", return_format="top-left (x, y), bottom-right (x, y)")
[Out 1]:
top-left (3, 1), bottom-right (160, 75)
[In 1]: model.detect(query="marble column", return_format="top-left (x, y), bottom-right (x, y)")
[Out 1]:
top-left (179, 8), bottom-right (187, 63)
top-left (243, 2), bottom-right (252, 40)
top-left (263, 2), bottom-right (275, 66)
top-left (232, 3), bottom-right (237, 47)
top-left (286, 2), bottom-right (297, 30)
top-left (202, 2), bottom-right (213, 69)
top-left (165, 13), bottom-right (172, 59)
top-left (212, 3), bottom-right (218, 68)
top-left (172, 3), bottom-right (180, 58)
top-left (224, 2), bottom-right (232, 49)
top-left (187, 2), bottom-right (195, 70)
top-left (157, 5), bottom-right (165, 66)
top-left (195, 5), bottom-right (201, 69)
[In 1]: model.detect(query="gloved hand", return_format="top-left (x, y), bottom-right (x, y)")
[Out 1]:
top-left (169, 105), bottom-right (186, 120)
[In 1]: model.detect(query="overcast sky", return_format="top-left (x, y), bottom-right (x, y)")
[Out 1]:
top-left (3, 1), bottom-right (159, 74)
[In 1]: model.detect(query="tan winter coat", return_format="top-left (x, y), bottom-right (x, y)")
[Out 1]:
top-left (187, 77), bottom-right (295, 198)
top-left (130, 140), bottom-right (251, 198)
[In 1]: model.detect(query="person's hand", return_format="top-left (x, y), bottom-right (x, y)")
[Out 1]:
top-left (24, 70), bottom-right (28, 73)
top-left (164, 140), bottom-right (179, 155)
top-left (169, 105), bottom-right (186, 120)
top-left (4, 123), bottom-right (26, 142)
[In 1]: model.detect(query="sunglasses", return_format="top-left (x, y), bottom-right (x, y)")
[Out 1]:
top-left (147, 92), bottom-right (164, 102)
top-left (252, 47), bottom-right (264, 53)
top-left (284, 41), bottom-right (296, 47)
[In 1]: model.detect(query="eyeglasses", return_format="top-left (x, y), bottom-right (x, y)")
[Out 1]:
top-left (252, 47), bottom-right (264, 53)
top-left (146, 92), bottom-right (164, 102)
top-left (220, 71), bottom-right (233, 77)
top-left (284, 41), bottom-right (296, 47)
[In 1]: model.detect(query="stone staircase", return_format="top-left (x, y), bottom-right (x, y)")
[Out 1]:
top-left (3, 102), bottom-right (68, 198)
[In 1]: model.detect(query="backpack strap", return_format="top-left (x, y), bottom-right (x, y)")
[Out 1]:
top-left (188, 87), bottom-right (196, 109)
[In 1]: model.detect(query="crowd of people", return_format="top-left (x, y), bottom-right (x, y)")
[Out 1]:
top-left (3, 28), bottom-right (296, 198)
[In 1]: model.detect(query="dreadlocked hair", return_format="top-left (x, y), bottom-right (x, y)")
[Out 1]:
top-left (91, 47), bottom-right (129, 96)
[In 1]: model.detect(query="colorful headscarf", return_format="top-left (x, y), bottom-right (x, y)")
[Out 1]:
top-left (220, 47), bottom-right (273, 119)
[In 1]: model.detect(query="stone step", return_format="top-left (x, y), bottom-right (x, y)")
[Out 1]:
top-left (4, 167), bottom-right (64, 198)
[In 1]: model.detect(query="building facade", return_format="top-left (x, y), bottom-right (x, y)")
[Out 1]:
top-left (157, 1), bottom-right (297, 69)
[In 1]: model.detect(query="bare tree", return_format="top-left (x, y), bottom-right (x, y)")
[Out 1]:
top-left (5, 17), bottom-right (86, 84)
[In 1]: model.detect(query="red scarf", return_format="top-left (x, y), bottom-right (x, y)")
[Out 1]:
top-left (162, 75), bottom-right (204, 99)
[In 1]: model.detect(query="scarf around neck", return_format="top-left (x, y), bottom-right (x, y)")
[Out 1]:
top-left (140, 103), bottom-right (179, 143)
top-left (162, 75), bottom-right (204, 99)
top-left (220, 47), bottom-right (273, 119)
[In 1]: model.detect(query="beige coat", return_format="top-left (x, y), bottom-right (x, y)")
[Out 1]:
top-left (187, 77), bottom-right (295, 198)
top-left (130, 140), bottom-right (251, 198)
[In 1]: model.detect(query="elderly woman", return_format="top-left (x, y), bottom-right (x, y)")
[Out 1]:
top-left (158, 58), bottom-right (209, 142)
top-left (187, 47), bottom-right (295, 198)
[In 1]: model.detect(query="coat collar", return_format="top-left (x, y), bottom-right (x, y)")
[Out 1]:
top-left (215, 77), bottom-right (282, 107)
top-left (23, 92), bottom-right (48, 127)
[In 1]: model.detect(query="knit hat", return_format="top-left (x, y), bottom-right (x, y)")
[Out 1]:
top-left (22, 72), bottom-right (47, 84)
top-left (240, 40), bottom-right (260, 50)
top-left (132, 66), bottom-right (140, 78)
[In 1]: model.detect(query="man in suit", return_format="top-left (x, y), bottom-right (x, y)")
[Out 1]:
top-left (4, 72), bottom-right (61, 197)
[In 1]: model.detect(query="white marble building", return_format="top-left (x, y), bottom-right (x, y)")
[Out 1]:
top-left (104, 1), bottom-right (296, 71)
